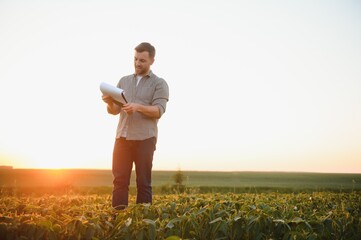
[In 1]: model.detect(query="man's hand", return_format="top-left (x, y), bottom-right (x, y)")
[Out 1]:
top-left (102, 95), bottom-right (113, 104)
top-left (122, 103), bottom-right (141, 114)
top-left (102, 95), bottom-right (121, 115)
top-left (122, 103), bottom-right (160, 119)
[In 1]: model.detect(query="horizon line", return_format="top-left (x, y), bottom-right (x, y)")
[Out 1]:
top-left (1, 167), bottom-right (360, 175)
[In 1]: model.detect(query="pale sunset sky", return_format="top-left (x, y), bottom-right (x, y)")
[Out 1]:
top-left (0, 0), bottom-right (360, 173)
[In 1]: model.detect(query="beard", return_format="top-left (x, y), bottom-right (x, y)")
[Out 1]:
top-left (135, 66), bottom-right (148, 76)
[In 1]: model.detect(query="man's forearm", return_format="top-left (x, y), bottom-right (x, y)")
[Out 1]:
top-left (137, 105), bottom-right (160, 119)
top-left (107, 103), bottom-right (121, 115)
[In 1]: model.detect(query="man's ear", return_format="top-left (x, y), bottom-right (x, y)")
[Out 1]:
top-left (150, 58), bottom-right (155, 65)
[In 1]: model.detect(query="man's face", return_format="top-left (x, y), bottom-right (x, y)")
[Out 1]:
top-left (134, 51), bottom-right (154, 76)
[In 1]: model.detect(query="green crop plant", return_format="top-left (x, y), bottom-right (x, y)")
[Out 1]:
top-left (0, 192), bottom-right (360, 239)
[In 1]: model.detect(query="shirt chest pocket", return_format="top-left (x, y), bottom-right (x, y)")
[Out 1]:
top-left (138, 86), bottom-right (154, 104)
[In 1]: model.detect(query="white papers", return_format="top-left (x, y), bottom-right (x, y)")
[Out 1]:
top-left (100, 82), bottom-right (128, 104)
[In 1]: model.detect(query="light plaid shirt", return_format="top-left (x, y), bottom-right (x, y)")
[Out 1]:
top-left (112, 71), bottom-right (169, 140)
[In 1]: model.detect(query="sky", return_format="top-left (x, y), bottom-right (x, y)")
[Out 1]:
top-left (0, 0), bottom-right (360, 173)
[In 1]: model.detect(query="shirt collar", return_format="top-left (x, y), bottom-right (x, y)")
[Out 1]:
top-left (134, 70), bottom-right (153, 78)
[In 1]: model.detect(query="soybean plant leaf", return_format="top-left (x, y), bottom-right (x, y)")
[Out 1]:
top-left (166, 217), bottom-right (182, 229)
top-left (215, 210), bottom-right (227, 217)
top-left (37, 220), bottom-right (52, 229)
top-left (233, 213), bottom-right (243, 222)
top-left (307, 233), bottom-right (318, 240)
top-left (291, 217), bottom-right (304, 223)
top-left (165, 236), bottom-right (182, 240)
top-left (143, 219), bottom-right (156, 226)
top-left (62, 213), bottom-right (73, 221)
top-left (85, 225), bottom-right (96, 239)
top-left (304, 221), bottom-right (313, 231)
top-left (273, 219), bottom-right (285, 224)
top-left (248, 216), bottom-right (259, 226)
top-left (125, 217), bottom-right (132, 227)
top-left (170, 202), bottom-right (176, 212)
top-left (166, 221), bottom-right (174, 229)
top-left (196, 208), bottom-right (207, 216)
top-left (137, 229), bottom-right (144, 239)
top-left (209, 217), bottom-right (223, 224)
top-left (105, 221), bottom-right (113, 228)
top-left (249, 205), bottom-right (256, 210)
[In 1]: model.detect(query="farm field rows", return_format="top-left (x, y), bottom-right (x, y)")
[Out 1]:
top-left (1, 192), bottom-right (360, 239)
top-left (1, 169), bottom-right (360, 191)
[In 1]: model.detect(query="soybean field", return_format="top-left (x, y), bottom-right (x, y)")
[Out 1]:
top-left (0, 192), bottom-right (360, 239)
top-left (0, 169), bottom-right (360, 239)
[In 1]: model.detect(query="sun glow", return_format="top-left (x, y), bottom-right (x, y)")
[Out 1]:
top-left (0, 0), bottom-right (360, 173)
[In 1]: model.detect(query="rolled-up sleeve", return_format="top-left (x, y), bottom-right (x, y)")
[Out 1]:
top-left (152, 78), bottom-right (169, 117)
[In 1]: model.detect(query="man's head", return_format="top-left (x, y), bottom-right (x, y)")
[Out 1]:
top-left (134, 42), bottom-right (155, 76)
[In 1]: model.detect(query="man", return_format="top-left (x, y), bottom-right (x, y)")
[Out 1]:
top-left (102, 42), bottom-right (169, 210)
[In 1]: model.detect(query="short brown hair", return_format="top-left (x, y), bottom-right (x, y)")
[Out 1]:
top-left (135, 42), bottom-right (156, 59)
